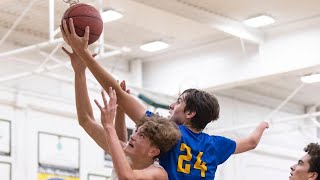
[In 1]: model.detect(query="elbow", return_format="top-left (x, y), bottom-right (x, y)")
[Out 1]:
top-left (78, 115), bottom-right (94, 127)
top-left (78, 117), bottom-right (87, 127)
top-left (78, 119), bottom-right (86, 127)
top-left (249, 138), bottom-right (259, 150)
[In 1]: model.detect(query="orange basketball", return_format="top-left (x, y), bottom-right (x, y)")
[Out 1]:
top-left (62, 3), bottom-right (103, 45)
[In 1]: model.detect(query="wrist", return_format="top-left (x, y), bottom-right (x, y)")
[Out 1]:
top-left (103, 124), bottom-right (114, 130)
top-left (74, 70), bottom-right (86, 76)
top-left (75, 48), bottom-right (90, 58)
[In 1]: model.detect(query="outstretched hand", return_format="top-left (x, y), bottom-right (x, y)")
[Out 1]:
top-left (94, 87), bottom-right (118, 128)
top-left (62, 47), bottom-right (97, 73)
top-left (60, 18), bottom-right (89, 54)
top-left (259, 121), bottom-right (269, 130)
top-left (117, 80), bottom-right (130, 112)
top-left (120, 80), bottom-right (130, 94)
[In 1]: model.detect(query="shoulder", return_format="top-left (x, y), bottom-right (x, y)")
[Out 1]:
top-left (146, 164), bottom-right (168, 179)
top-left (211, 135), bottom-right (233, 142)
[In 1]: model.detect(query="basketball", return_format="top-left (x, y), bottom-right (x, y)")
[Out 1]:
top-left (62, 3), bottom-right (103, 45)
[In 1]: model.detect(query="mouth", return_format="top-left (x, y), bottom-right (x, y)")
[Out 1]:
top-left (128, 141), bottom-right (134, 148)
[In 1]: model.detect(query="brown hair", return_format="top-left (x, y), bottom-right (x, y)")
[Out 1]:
top-left (181, 88), bottom-right (220, 131)
top-left (137, 115), bottom-right (181, 158)
top-left (304, 143), bottom-right (320, 179)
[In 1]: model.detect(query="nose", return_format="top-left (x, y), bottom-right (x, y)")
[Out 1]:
top-left (169, 103), bottom-right (175, 110)
top-left (290, 164), bottom-right (296, 171)
top-left (130, 132), bottom-right (138, 141)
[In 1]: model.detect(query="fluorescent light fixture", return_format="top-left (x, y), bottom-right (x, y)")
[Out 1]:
top-left (140, 41), bottom-right (169, 52)
top-left (244, 15), bottom-right (275, 27)
top-left (301, 74), bottom-right (320, 83)
top-left (101, 10), bottom-right (123, 23)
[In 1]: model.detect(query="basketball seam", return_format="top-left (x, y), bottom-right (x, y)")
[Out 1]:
top-left (68, 15), bottom-right (103, 23)
top-left (66, 4), bottom-right (89, 16)
top-left (65, 4), bottom-right (102, 22)
top-left (74, 26), bottom-right (100, 36)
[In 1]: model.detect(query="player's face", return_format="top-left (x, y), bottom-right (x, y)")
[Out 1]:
top-left (169, 94), bottom-right (188, 125)
top-left (289, 154), bottom-right (314, 180)
top-left (124, 126), bottom-right (158, 159)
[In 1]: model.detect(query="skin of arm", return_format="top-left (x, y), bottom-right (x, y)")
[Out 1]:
top-left (96, 88), bottom-right (168, 180)
top-left (234, 121), bottom-right (269, 154)
top-left (61, 19), bottom-right (146, 124)
top-left (115, 80), bottom-right (129, 143)
top-left (62, 47), bottom-right (112, 152)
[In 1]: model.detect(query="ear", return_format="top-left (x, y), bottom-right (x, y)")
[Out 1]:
top-left (310, 172), bottom-right (318, 180)
top-left (185, 110), bottom-right (196, 119)
top-left (148, 147), bottom-right (160, 158)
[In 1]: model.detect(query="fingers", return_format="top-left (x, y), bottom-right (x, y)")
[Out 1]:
top-left (122, 80), bottom-right (126, 90)
top-left (68, 18), bottom-right (76, 35)
top-left (83, 26), bottom-right (90, 44)
top-left (60, 25), bottom-right (69, 43)
top-left (120, 80), bottom-right (130, 94)
top-left (108, 88), bottom-right (117, 106)
top-left (94, 99), bottom-right (102, 111)
top-left (62, 19), bottom-right (70, 36)
top-left (101, 90), bottom-right (108, 107)
top-left (108, 87), bottom-right (114, 100)
top-left (61, 47), bottom-right (71, 56)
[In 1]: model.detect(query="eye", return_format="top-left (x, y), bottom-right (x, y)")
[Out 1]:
top-left (138, 133), bottom-right (145, 139)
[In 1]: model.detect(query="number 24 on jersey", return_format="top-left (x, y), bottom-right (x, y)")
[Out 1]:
top-left (177, 143), bottom-right (208, 177)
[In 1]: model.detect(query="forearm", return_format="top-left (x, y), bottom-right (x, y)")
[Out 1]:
top-left (77, 50), bottom-right (147, 123)
top-left (75, 72), bottom-right (110, 152)
top-left (75, 71), bottom-right (94, 124)
top-left (248, 125), bottom-right (266, 147)
top-left (115, 108), bottom-right (128, 142)
top-left (234, 122), bottom-right (268, 154)
top-left (104, 125), bottom-right (135, 179)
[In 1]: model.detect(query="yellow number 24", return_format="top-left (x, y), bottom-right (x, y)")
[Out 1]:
top-left (177, 143), bottom-right (207, 177)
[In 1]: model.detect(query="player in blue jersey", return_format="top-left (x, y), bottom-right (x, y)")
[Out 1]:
top-left (289, 143), bottom-right (320, 180)
top-left (61, 19), bottom-right (269, 179)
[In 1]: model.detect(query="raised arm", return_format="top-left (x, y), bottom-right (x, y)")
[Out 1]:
top-left (114, 80), bottom-right (130, 142)
top-left (62, 47), bottom-right (110, 153)
top-left (61, 19), bottom-right (146, 124)
top-left (234, 121), bottom-right (269, 154)
top-left (96, 88), bottom-right (167, 180)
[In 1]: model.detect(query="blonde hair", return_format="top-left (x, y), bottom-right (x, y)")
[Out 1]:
top-left (137, 115), bottom-right (181, 158)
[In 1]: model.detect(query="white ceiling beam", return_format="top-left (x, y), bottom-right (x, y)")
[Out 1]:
top-left (264, 83), bottom-right (305, 120)
top-left (37, 43), bottom-right (62, 69)
top-left (39, 51), bottom-right (72, 71)
top-left (0, 48), bottom-right (129, 83)
top-left (0, 38), bottom-right (63, 57)
top-left (0, 0), bottom-right (38, 46)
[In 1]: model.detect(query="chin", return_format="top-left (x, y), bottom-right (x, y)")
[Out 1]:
top-left (123, 145), bottom-right (131, 154)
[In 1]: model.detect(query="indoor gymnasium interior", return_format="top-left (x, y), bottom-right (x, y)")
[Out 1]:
top-left (0, 0), bottom-right (319, 179)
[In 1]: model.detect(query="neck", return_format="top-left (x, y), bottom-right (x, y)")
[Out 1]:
top-left (184, 122), bottom-right (201, 133)
top-left (127, 156), bottom-right (154, 170)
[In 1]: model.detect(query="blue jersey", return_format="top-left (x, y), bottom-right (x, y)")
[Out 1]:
top-left (159, 125), bottom-right (236, 180)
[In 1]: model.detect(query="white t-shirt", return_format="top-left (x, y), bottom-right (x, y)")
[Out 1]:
top-left (110, 161), bottom-right (163, 180)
